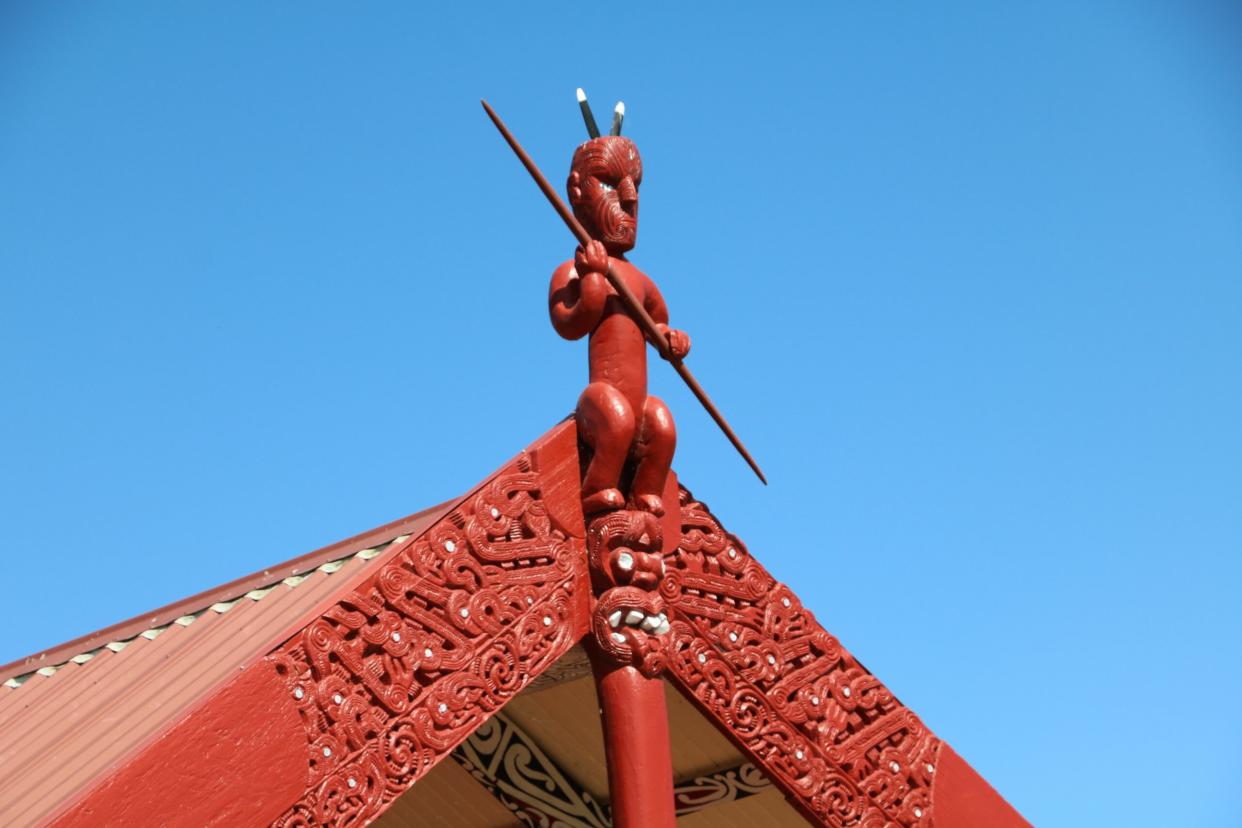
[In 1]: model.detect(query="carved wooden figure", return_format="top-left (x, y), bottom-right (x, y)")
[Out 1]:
top-left (548, 135), bottom-right (690, 518)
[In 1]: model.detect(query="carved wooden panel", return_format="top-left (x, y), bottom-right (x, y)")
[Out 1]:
top-left (662, 486), bottom-right (942, 828)
top-left (268, 457), bottom-right (587, 827)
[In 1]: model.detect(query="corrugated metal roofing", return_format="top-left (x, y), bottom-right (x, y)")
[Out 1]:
top-left (0, 501), bottom-right (454, 827)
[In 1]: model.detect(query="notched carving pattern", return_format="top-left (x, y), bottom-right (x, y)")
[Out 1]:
top-left (663, 487), bottom-right (942, 828)
top-left (269, 463), bottom-right (582, 828)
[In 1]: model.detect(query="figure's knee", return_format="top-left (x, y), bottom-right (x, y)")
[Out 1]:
top-left (577, 383), bottom-right (636, 447)
top-left (639, 396), bottom-right (676, 454)
top-left (628, 396), bottom-right (676, 517)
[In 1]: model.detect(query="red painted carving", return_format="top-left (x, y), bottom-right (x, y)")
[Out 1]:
top-left (549, 135), bottom-right (689, 518)
top-left (268, 458), bottom-right (587, 828)
top-left (552, 129), bottom-right (680, 683)
top-left (586, 508), bottom-right (669, 677)
top-left (547, 125), bottom-right (682, 828)
top-left (662, 485), bottom-right (943, 828)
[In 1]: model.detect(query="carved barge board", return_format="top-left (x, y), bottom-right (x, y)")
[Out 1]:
top-left (47, 422), bottom-right (591, 828)
top-left (661, 486), bottom-right (1029, 828)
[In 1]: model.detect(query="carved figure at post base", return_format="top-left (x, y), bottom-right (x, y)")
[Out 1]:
top-left (586, 507), bottom-right (670, 676)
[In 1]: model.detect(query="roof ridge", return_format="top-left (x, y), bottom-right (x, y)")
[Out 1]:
top-left (0, 499), bottom-right (454, 685)
top-left (2, 533), bottom-right (414, 690)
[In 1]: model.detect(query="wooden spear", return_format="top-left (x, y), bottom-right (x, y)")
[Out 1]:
top-left (481, 99), bottom-right (767, 485)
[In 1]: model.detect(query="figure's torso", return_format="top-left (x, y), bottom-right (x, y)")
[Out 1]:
top-left (588, 258), bottom-right (649, 412)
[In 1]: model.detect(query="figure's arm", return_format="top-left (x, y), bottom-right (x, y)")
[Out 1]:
top-left (641, 275), bottom-right (691, 359)
top-left (548, 241), bottom-right (610, 340)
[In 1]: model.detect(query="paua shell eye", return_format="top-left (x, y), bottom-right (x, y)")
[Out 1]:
top-left (599, 182), bottom-right (615, 192)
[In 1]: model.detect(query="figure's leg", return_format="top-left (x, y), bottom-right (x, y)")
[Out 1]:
top-left (577, 382), bottom-right (636, 514)
top-left (630, 396), bottom-right (676, 517)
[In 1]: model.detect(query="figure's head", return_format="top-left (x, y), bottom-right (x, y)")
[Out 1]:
top-left (568, 136), bottom-right (642, 255)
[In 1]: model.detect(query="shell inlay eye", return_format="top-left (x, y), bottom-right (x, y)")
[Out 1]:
top-left (599, 182), bottom-right (615, 192)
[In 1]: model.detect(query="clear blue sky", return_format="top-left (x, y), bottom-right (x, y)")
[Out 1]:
top-left (2, 3), bottom-right (1239, 825)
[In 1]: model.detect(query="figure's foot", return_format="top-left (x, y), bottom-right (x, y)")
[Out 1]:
top-left (582, 487), bottom-right (625, 515)
top-left (631, 493), bottom-right (665, 517)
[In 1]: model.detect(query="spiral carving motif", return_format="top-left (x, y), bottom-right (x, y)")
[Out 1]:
top-left (663, 486), bottom-right (943, 828)
top-left (269, 461), bottom-right (583, 828)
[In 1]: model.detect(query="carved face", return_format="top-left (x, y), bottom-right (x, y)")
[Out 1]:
top-left (567, 137), bottom-right (643, 255)
top-left (586, 509), bottom-right (669, 678)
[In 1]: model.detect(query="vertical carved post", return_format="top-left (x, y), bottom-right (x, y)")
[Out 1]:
top-left (584, 508), bottom-right (676, 828)
top-left (539, 98), bottom-right (688, 827)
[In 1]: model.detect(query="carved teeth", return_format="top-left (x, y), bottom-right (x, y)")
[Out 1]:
top-left (608, 608), bottom-right (670, 634)
top-left (610, 632), bottom-right (626, 644)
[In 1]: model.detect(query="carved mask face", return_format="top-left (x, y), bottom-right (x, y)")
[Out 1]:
top-left (567, 137), bottom-right (642, 255)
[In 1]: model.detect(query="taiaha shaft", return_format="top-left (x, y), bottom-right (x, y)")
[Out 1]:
top-left (481, 99), bottom-right (768, 485)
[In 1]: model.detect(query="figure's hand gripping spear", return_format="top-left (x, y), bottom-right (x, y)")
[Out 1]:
top-left (481, 99), bottom-right (768, 485)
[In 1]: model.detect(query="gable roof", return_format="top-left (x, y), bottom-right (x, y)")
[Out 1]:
top-left (0, 420), bottom-right (1027, 828)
